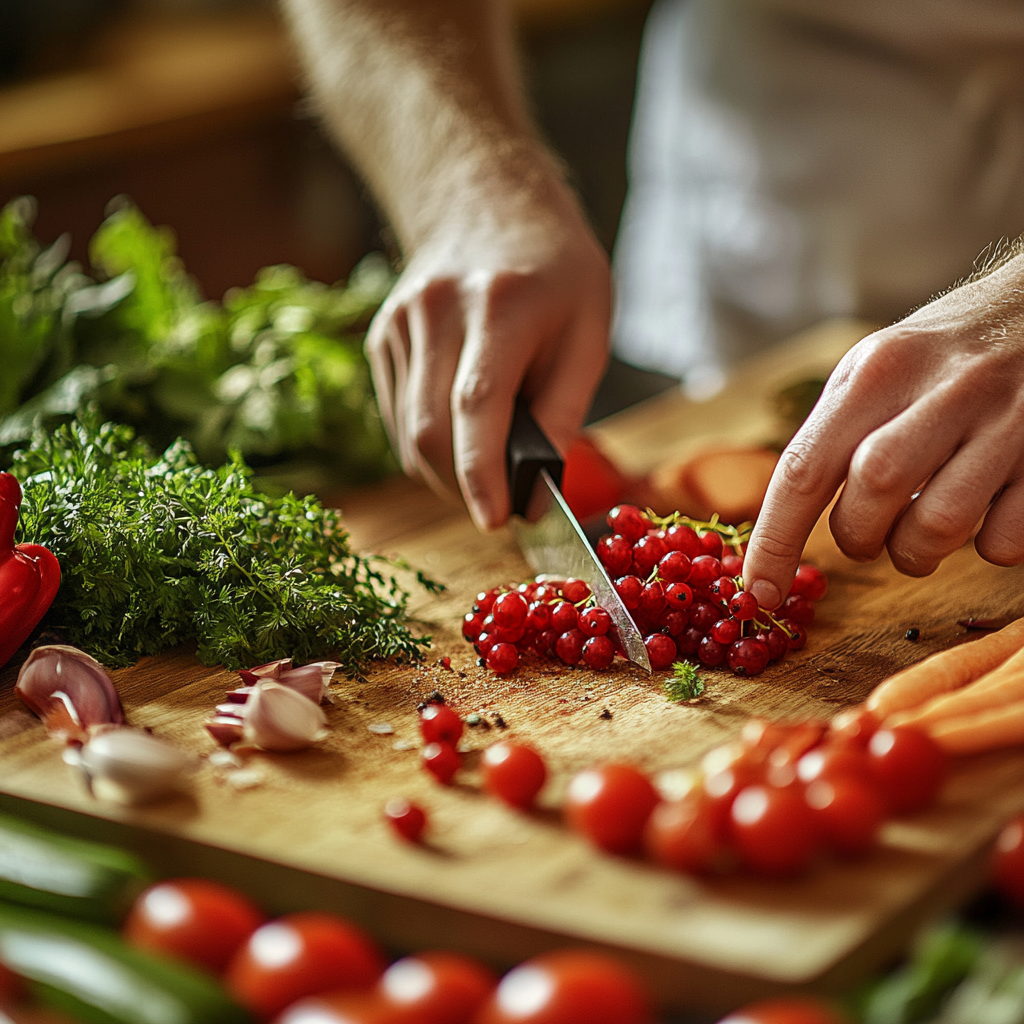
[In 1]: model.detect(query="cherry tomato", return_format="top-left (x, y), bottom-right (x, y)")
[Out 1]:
top-left (564, 765), bottom-right (660, 855)
top-left (867, 726), bottom-right (946, 813)
top-left (730, 785), bottom-right (820, 876)
top-left (796, 743), bottom-right (873, 786)
top-left (123, 878), bottom-right (265, 974)
top-left (644, 792), bottom-right (724, 873)
top-left (805, 778), bottom-right (884, 857)
top-left (993, 814), bottom-right (1024, 909)
top-left (226, 911), bottom-right (385, 1019)
top-left (828, 707), bottom-right (879, 747)
top-left (482, 742), bottom-right (547, 809)
top-left (716, 995), bottom-right (849, 1023)
top-left (377, 950), bottom-right (496, 1023)
top-left (474, 950), bottom-right (653, 1024)
top-left (274, 992), bottom-right (405, 1024)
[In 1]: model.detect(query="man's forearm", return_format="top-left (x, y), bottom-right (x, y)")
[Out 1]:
top-left (282, 0), bottom-right (556, 251)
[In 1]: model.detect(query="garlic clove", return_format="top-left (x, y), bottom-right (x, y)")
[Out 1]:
top-left (71, 726), bottom-right (193, 804)
top-left (274, 661), bottom-right (339, 704)
top-left (16, 645), bottom-right (124, 740)
top-left (205, 716), bottom-right (245, 748)
top-left (237, 658), bottom-right (292, 686)
top-left (225, 686), bottom-right (254, 704)
top-left (241, 681), bottom-right (328, 752)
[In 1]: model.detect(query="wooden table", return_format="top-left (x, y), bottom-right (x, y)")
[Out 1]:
top-left (2, 320), bottom-right (1023, 1016)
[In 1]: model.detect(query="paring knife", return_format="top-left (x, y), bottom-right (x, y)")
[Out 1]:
top-left (505, 400), bottom-right (652, 672)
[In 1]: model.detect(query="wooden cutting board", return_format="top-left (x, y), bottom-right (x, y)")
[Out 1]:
top-left (2, 320), bottom-right (1023, 1015)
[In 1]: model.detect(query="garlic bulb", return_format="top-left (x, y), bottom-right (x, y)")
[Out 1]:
top-left (241, 681), bottom-right (328, 752)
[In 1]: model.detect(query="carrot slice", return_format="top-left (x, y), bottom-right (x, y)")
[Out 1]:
top-left (928, 699), bottom-right (1024, 755)
top-left (865, 617), bottom-right (1024, 719)
top-left (887, 647), bottom-right (1024, 729)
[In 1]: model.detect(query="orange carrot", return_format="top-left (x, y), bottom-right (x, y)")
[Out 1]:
top-left (928, 699), bottom-right (1024, 755)
top-left (887, 647), bottom-right (1024, 728)
top-left (865, 617), bottom-right (1024, 719)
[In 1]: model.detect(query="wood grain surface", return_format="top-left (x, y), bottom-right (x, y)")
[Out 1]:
top-left (2, 320), bottom-right (1023, 1015)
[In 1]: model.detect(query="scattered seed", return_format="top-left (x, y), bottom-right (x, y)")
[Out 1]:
top-left (493, 713), bottom-right (507, 729)
top-left (599, 708), bottom-right (613, 720)
top-left (368, 722), bottom-right (394, 735)
top-left (226, 768), bottom-right (263, 790)
top-left (905, 628), bottom-right (920, 642)
top-left (466, 714), bottom-right (482, 726)
top-left (392, 739), bottom-right (415, 751)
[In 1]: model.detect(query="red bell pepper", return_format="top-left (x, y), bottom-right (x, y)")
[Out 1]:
top-left (0, 472), bottom-right (60, 669)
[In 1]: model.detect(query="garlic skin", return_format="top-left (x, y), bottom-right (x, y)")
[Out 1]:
top-left (241, 681), bottom-right (328, 752)
top-left (69, 727), bottom-right (194, 805)
top-left (238, 659), bottom-right (338, 704)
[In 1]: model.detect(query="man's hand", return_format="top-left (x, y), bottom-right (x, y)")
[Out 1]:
top-left (366, 187), bottom-right (610, 530)
top-left (283, 0), bottom-right (610, 528)
top-left (744, 253), bottom-right (1024, 608)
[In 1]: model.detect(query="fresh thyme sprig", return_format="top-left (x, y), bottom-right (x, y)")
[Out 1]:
top-left (12, 414), bottom-right (440, 673)
top-left (665, 661), bottom-right (706, 702)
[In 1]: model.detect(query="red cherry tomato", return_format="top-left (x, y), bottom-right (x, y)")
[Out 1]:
top-left (796, 743), bottom-right (873, 786)
top-left (867, 726), bottom-right (946, 814)
top-left (274, 992), bottom-right (405, 1024)
top-left (564, 764), bottom-right (660, 855)
top-left (226, 911), bottom-right (385, 1019)
top-left (123, 878), bottom-right (265, 974)
top-left (420, 705), bottom-right (464, 745)
top-left (474, 950), bottom-right (653, 1024)
top-left (377, 950), bottom-right (496, 1024)
top-left (993, 814), bottom-right (1024, 909)
top-left (482, 742), bottom-right (547, 809)
top-left (730, 785), bottom-right (820, 876)
top-left (644, 792), bottom-right (724, 873)
top-left (716, 996), bottom-right (849, 1024)
top-left (805, 778), bottom-right (885, 858)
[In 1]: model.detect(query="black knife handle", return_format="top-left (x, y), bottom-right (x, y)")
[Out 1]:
top-left (506, 399), bottom-right (563, 518)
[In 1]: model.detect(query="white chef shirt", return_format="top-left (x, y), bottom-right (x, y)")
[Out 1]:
top-left (613, 0), bottom-right (1024, 392)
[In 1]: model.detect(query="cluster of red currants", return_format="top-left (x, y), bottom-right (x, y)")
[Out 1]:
top-left (577, 711), bottom-right (947, 878)
top-left (462, 503), bottom-right (829, 676)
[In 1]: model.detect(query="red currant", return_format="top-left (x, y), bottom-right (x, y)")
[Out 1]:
top-left (423, 742), bottom-right (460, 784)
top-left (779, 617), bottom-right (807, 650)
top-left (790, 563), bottom-right (828, 601)
top-left (698, 531), bottom-right (724, 558)
top-left (614, 575), bottom-right (643, 610)
top-left (722, 553), bottom-right (744, 576)
top-left (689, 600), bottom-right (719, 633)
top-left (728, 590), bottom-right (759, 620)
top-left (727, 638), bottom-right (770, 676)
top-left (579, 607), bottom-right (612, 636)
top-left (758, 627), bottom-right (789, 661)
top-left (660, 610), bottom-right (689, 636)
top-left (657, 551), bottom-right (692, 583)
top-left (550, 601), bottom-right (578, 633)
top-left (640, 581), bottom-right (667, 617)
top-left (534, 629), bottom-right (559, 659)
top-left (698, 635), bottom-right (726, 667)
top-left (597, 534), bottom-right (633, 577)
top-left (474, 631), bottom-right (497, 656)
top-left (644, 633), bottom-right (677, 670)
top-left (710, 617), bottom-right (741, 645)
top-left (462, 612), bottom-right (484, 642)
top-left (420, 705), bottom-right (463, 744)
top-left (555, 629), bottom-right (585, 666)
top-left (486, 642), bottom-right (519, 674)
top-left (583, 635), bottom-right (615, 669)
top-left (474, 589), bottom-right (499, 614)
top-left (664, 582), bottom-right (693, 610)
top-left (675, 627), bottom-right (703, 657)
top-left (708, 576), bottom-right (737, 603)
top-left (482, 742), bottom-right (547, 808)
top-left (632, 535), bottom-right (667, 576)
top-left (688, 555), bottom-right (724, 589)
top-left (782, 594), bottom-right (816, 625)
top-left (562, 578), bottom-right (591, 604)
top-left (664, 524), bottom-right (701, 558)
top-left (526, 601), bottom-right (551, 630)
top-left (383, 798), bottom-right (427, 843)
top-left (607, 505), bottom-right (648, 543)
top-left (492, 591), bottom-right (529, 630)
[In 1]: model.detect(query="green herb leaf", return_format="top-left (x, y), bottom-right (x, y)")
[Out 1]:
top-left (665, 661), bottom-right (705, 702)
top-left (13, 412), bottom-right (438, 673)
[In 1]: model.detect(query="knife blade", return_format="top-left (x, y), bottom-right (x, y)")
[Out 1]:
top-left (506, 400), bottom-right (651, 672)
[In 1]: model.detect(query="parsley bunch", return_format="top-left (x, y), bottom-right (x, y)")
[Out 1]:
top-left (12, 415), bottom-right (439, 672)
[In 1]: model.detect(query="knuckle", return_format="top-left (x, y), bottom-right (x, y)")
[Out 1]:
top-left (849, 435), bottom-right (901, 496)
top-left (911, 502), bottom-right (971, 549)
top-left (773, 440), bottom-right (823, 500)
top-left (834, 329), bottom-right (912, 396)
top-left (747, 527), bottom-right (802, 564)
top-left (452, 369), bottom-right (497, 419)
top-left (976, 521), bottom-right (1024, 567)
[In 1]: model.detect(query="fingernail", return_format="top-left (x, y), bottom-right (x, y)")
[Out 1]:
top-left (750, 580), bottom-right (781, 610)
